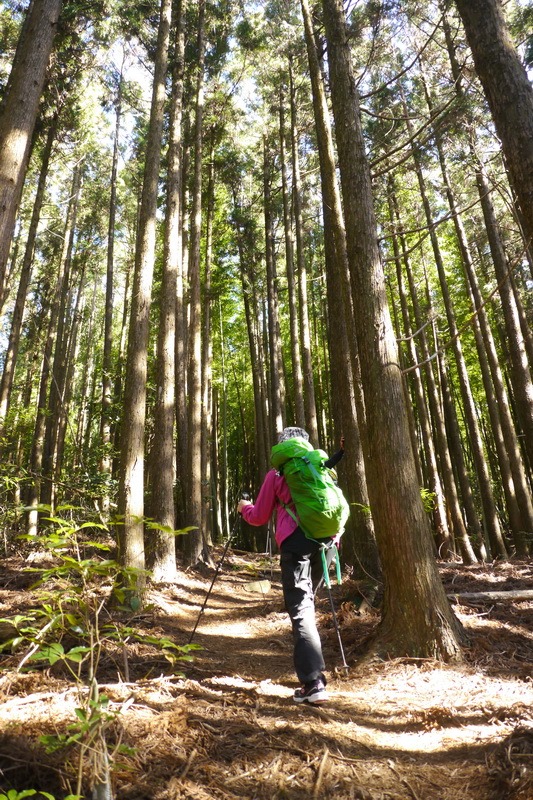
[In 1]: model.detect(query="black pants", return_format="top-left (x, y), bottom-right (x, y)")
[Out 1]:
top-left (280, 527), bottom-right (334, 684)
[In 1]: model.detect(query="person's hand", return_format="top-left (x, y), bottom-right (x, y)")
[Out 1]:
top-left (237, 499), bottom-right (252, 514)
top-left (340, 435), bottom-right (345, 451)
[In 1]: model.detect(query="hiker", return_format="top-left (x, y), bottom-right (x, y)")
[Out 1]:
top-left (237, 426), bottom-right (345, 705)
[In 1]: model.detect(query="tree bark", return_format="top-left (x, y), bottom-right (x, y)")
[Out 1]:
top-left (117, 0), bottom-right (172, 581)
top-left (289, 61), bottom-right (319, 445)
top-left (263, 136), bottom-right (285, 438)
top-left (476, 166), bottom-right (533, 476)
top-left (148, 0), bottom-right (187, 580)
top-left (0, 0), bottom-right (62, 300)
top-left (279, 82), bottom-right (305, 429)
top-left (99, 63), bottom-right (124, 516)
top-left (184, 0), bottom-right (207, 565)
top-left (453, 0), bottom-right (533, 250)
top-left (0, 115), bottom-right (57, 429)
top-left (321, 0), bottom-right (463, 661)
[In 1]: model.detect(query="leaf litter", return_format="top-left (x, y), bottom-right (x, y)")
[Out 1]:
top-left (0, 553), bottom-right (531, 799)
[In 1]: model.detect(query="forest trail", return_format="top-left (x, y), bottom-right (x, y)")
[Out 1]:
top-left (1, 552), bottom-right (533, 799)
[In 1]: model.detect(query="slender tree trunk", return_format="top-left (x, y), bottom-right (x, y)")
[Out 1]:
top-left (117, 0), bottom-right (172, 580)
top-left (0, 116), bottom-right (57, 429)
top-left (321, 0), bottom-right (463, 661)
top-left (173, 23), bottom-right (188, 532)
top-left (99, 64), bottom-right (124, 515)
top-left (453, 0), bottom-right (533, 249)
top-left (185, 0), bottom-right (207, 565)
top-left (476, 167), bottom-right (533, 475)
top-left (430, 119), bottom-right (532, 555)
top-left (299, 8), bottom-right (378, 579)
top-left (218, 299), bottom-right (230, 535)
top-left (40, 163), bottom-right (83, 512)
top-left (263, 136), bottom-right (285, 438)
top-left (0, 0), bottom-right (62, 299)
top-left (26, 163), bottom-right (80, 535)
top-left (387, 187), bottom-right (451, 558)
top-left (394, 207), bottom-right (478, 565)
top-left (201, 134), bottom-right (216, 545)
top-left (402, 92), bottom-right (507, 560)
top-left (289, 61), bottom-right (319, 444)
top-left (232, 195), bottom-right (269, 485)
top-left (148, 0), bottom-right (186, 579)
top-left (54, 265), bottom-right (87, 482)
top-left (279, 82), bottom-right (305, 429)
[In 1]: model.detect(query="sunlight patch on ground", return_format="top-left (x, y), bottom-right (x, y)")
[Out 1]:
top-left (464, 612), bottom-right (533, 641)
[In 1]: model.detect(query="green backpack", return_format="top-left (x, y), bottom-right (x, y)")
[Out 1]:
top-left (271, 437), bottom-right (350, 540)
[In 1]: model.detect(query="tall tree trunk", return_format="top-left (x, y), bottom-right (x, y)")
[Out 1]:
top-left (299, 8), bottom-right (378, 579)
top-left (321, 0), bottom-right (463, 661)
top-left (263, 136), bottom-right (285, 438)
top-left (148, 0), bottom-right (186, 579)
top-left (99, 63), bottom-right (124, 516)
top-left (279, 82), bottom-right (305, 429)
top-left (0, 0), bottom-right (62, 299)
top-left (0, 115), bottom-right (57, 429)
top-left (402, 92), bottom-right (507, 560)
top-left (232, 194), bottom-right (269, 486)
top-left (476, 166), bottom-right (533, 475)
top-left (289, 62), bottom-right (319, 444)
top-left (394, 203), bottom-right (478, 565)
top-left (430, 117), bottom-right (532, 556)
top-left (173, 26), bottom-right (188, 532)
top-left (40, 163), bottom-right (83, 512)
top-left (201, 133), bottom-right (216, 545)
top-left (387, 187), bottom-right (452, 558)
top-left (26, 163), bottom-right (80, 535)
top-left (453, 0), bottom-right (533, 249)
top-left (117, 0), bottom-right (172, 580)
top-left (185, 0), bottom-right (207, 565)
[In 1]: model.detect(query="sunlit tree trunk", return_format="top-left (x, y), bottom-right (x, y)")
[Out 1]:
top-left (430, 119), bottom-right (532, 556)
top-left (390, 191), bottom-right (478, 565)
top-left (321, 0), bottom-right (463, 661)
top-left (402, 92), bottom-right (507, 560)
top-left (117, 0), bottom-right (172, 580)
top-left (476, 166), bottom-right (533, 477)
top-left (0, 0), bottom-right (62, 300)
top-left (453, 0), bottom-right (533, 250)
top-left (184, 0), bottom-right (207, 565)
top-left (299, 5), bottom-right (378, 579)
top-left (387, 188), bottom-right (451, 558)
top-left (0, 116), bottom-right (57, 429)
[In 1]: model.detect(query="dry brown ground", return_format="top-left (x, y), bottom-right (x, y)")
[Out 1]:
top-left (0, 550), bottom-right (532, 800)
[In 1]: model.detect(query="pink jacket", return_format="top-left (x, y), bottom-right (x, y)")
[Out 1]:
top-left (240, 469), bottom-right (298, 548)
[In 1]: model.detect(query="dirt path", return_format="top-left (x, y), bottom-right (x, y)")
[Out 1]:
top-left (0, 552), bottom-right (532, 799)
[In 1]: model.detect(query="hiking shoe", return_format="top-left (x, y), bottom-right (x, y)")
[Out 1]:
top-left (293, 678), bottom-right (328, 704)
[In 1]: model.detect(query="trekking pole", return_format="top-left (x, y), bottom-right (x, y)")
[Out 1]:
top-left (264, 520), bottom-right (274, 580)
top-left (319, 543), bottom-right (349, 671)
top-left (188, 493), bottom-right (249, 645)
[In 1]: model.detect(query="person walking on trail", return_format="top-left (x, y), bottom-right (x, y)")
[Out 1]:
top-left (237, 426), bottom-right (344, 705)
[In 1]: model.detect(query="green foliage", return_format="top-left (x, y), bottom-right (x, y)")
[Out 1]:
top-left (420, 488), bottom-right (437, 514)
top-left (2, 508), bottom-right (198, 677)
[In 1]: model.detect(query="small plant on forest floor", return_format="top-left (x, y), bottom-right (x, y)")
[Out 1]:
top-left (0, 506), bottom-right (198, 798)
top-left (0, 790), bottom-right (80, 800)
